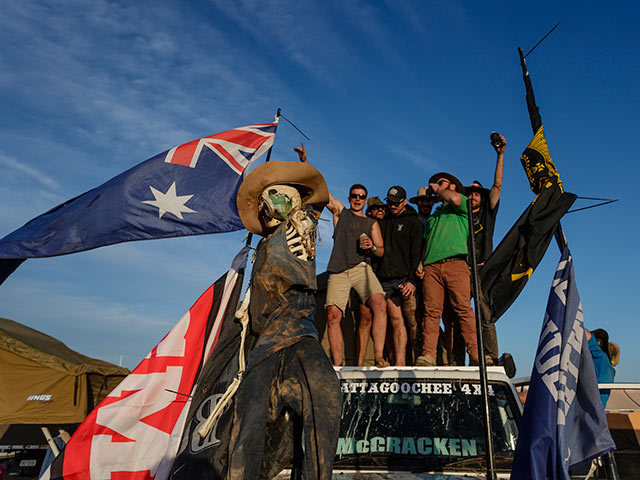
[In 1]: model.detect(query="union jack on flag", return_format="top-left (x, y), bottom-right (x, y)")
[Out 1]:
top-left (164, 123), bottom-right (277, 174)
top-left (0, 119), bottom-right (278, 285)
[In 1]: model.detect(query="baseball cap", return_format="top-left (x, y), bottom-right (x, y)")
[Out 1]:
top-left (385, 186), bottom-right (406, 203)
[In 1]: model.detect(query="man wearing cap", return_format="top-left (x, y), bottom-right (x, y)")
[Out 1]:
top-left (356, 196), bottom-right (387, 364)
top-left (321, 176), bottom-right (387, 368)
top-left (416, 173), bottom-right (479, 366)
top-left (366, 196), bottom-right (386, 220)
top-left (378, 185), bottom-right (424, 365)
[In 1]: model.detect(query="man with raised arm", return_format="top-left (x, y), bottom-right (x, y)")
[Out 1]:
top-left (466, 133), bottom-right (506, 266)
top-left (294, 143), bottom-right (388, 367)
top-left (417, 173), bottom-right (479, 367)
top-left (460, 133), bottom-right (507, 364)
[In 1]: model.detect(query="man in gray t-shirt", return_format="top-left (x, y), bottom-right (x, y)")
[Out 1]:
top-left (294, 144), bottom-right (386, 367)
top-left (325, 183), bottom-right (387, 367)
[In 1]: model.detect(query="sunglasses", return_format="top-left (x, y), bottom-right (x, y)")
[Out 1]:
top-left (350, 193), bottom-right (367, 200)
top-left (387, 199), bottom-right (402, 206)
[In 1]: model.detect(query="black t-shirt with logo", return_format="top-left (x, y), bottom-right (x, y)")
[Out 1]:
top-left (472, 199), bottom-right (499, 264)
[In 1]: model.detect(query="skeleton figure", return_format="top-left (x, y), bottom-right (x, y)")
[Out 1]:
top-left (259, 184), bottom-right (318, 261)
top-left (227, 176), bottom-right (341, 480)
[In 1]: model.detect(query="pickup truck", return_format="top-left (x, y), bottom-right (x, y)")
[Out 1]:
top-left (278, 365), bottom-right (522, 479)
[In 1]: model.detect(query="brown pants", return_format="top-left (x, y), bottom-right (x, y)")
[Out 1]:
top-left (421, 260), bottom-right (478, 362)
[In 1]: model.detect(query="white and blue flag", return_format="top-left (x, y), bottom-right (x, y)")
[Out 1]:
top-left (511, 245), bottom-right (615, 479)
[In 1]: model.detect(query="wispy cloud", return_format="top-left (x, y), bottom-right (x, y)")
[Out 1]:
top-left (0, 153), bottom-right (61, 191)
top-left (0, 0), bottom-right (292, 160)
top-left (208, 0), bottom-right (356, 89)
top-left (382, 143), bottom-right (442, 173)
top-left (330, 0), bottom-right (411, 74)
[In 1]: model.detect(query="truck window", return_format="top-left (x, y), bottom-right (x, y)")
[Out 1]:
top-left (334, 379), bottom-right (519, 472)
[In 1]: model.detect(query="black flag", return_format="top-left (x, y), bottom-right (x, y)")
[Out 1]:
top-left (479, 185), bottom-right (576, 323)
top-left (478, 46), bottom-right (576, 323)
top-left (169, 263), bottom-right (255, 479)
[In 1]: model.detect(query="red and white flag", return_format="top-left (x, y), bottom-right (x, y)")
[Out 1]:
top-left (40, 246), bottom-right (249, 480)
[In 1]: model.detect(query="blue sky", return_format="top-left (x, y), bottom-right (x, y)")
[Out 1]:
top-left (1, 0), bottom-right (638, 381)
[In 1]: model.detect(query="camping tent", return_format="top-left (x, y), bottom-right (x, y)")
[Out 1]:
top-left (0, 317), bottom-right (129, 424)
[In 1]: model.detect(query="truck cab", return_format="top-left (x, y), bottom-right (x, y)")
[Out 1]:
top-left (331, 366), bottom-right (521, 479)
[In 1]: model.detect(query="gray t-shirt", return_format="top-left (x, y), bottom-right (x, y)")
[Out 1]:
top-left (327, 208), bottom-right (376, 274)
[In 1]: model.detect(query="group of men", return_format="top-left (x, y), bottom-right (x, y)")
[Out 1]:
top-left (322, 134), bottom-right (506, 367)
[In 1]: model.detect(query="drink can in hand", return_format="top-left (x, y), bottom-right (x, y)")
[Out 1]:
top-left (359, 233), bottom-right (370, 249)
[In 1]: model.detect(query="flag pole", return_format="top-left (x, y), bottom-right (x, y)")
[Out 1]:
top-left (518, 47), bottom-right (568, 254)
top-left (518, 42), bottom-right (621, 480)
top-left (518, 47), bottom-right (542, 137)
top-left (248, 108), bottom-right (281, 247)
top-left (467, 198), bottom-right (497, 480)
top-left (265, 108), bottom-right (281, 163)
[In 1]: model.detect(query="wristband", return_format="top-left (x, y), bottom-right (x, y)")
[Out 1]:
top-left (372, 246), bottom-right (377, 253)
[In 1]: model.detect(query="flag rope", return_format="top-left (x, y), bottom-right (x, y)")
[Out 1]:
top-left (197, 288), bottom-right (251, 438)
top-left (567, 197), bottom-right (618, 214)
top-left (280, 113), bottom-right (311, 141)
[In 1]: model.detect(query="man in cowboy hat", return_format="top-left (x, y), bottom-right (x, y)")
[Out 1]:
top-left (409, 186), bottom-right (437, 225)
top-left (230, 147), bottom-right (341, 479)
top-left (416, 172), bottom-right (479, 366)
top-left (466, 132), bottom-right (506, 266)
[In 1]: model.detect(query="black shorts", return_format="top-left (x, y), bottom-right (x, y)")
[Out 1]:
top-left (380, 277), bottom-right (409, 299)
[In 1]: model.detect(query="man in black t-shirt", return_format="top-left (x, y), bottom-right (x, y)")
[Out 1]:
top-left (467, 180), bottom-right (499, 264)
top-left (378, 186), bottom-right (425, 366)
top-left (463, 133), bottom-right (506, 362)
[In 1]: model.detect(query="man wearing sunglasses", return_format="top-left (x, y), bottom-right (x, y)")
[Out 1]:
top-left (416, 173), bottom-right (479, 367)
top-left (324, 183), bottom-right (388, 367)
top-left (376, 185), bottom-right (425, 366)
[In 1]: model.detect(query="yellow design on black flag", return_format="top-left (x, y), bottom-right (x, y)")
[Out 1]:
top-left (479, 185), bottom-right (576, 324)
top-left (520, 125), bottom-right (563, 194)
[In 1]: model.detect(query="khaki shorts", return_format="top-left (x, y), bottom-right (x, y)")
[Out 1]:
top-left (325, 262), bottom-right (384, 313)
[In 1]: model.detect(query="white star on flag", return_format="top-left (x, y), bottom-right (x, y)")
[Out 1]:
top-left (143, 181), bottom-right (196, 219)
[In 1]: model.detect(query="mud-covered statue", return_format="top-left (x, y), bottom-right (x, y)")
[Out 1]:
top-left (227, 154), bottom-right (341, 479)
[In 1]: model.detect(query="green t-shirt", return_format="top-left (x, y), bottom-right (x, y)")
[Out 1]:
top-left (423, 194), bottom-right (469, 265)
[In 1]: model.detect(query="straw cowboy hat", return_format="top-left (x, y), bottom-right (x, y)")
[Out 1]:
top-left (237, 161), bottom-right (329, 236)
top-left (409, 186), bottom-right (432, 204)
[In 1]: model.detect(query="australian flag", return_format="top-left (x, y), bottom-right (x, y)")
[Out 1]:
top-left (511, 246), bottom-right (615, 479)
top-left (0, 120), bottom-right (277, 285)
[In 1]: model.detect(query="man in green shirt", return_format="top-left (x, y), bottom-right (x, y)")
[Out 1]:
top-left (416, 172), bottom-right (479, 366)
